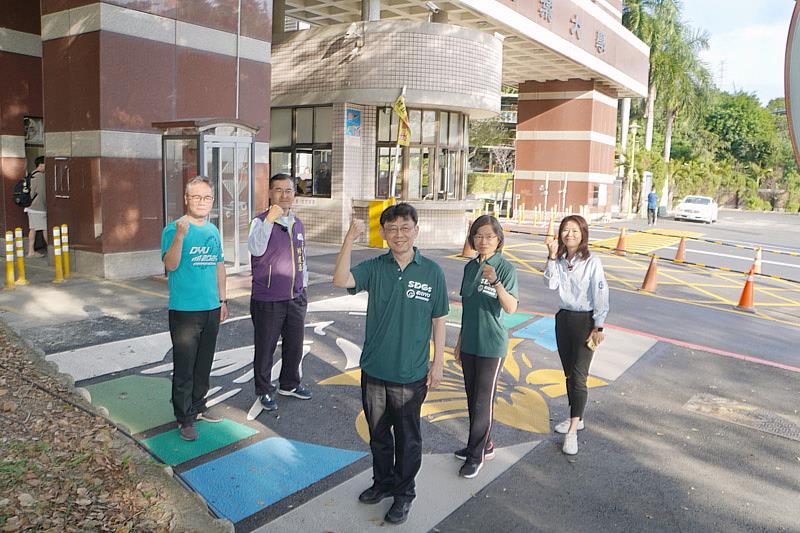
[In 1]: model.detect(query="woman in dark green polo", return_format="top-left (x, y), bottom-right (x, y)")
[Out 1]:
top-left (454, 215), bottom-right (518, 478)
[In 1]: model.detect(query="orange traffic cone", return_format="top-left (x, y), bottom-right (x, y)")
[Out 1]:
top-left (460, 219), bottom-right (475, 258)
top-left (753, 246), bottom-right (762, 275)
top-left (544, 218), bottom-right (555, 244)
top-left (674, 237), bottom-right (686, 263)
top-left (734, 266), bottom-right (756, 313)
top-left (614, 228), bottom-right (627, 256)
top-left (639, 255), bottom-right (658, 292)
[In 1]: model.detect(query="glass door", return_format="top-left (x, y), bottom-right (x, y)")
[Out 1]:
top-left (205, 142), bottom-right (251, 272)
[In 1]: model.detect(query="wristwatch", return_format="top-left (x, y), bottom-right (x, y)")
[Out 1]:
top-left (596, 327), bottom-right (604, 332)
top-left (490, 279), bottom-right (501, 286)
top-left (219, 299), bottom-right (228, 305)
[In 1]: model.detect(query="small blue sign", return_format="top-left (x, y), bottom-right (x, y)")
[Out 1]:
top-left (345, 108), bottom-right (361, 137)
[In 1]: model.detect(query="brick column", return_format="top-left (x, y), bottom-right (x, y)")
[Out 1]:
top-left (0, 1), bottom-right (43, 235)
top-left (40, 1), bottom-right (271, 277)
top-left (513, 80), bottom-right (618, 218)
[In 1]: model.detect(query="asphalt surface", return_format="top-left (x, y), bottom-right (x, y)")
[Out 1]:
top-left (2, 209), bottom-right (799, 532)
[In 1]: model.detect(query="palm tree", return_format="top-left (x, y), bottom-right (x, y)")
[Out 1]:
top-left (623, 0), bottom-right (682, 151)
top-left (657, 26), bottom-right (713, 205)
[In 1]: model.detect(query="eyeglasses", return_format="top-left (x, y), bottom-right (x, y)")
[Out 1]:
top-left (383, 225), bottom-right (415, 235)
top-left (474, 234), bottom-right (499, 241)
top-left (187, 195), bottom-right (214, 203)
top-left (271, 188), bottom-right (295, 196)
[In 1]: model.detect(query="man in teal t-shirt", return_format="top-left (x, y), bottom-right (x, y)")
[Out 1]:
top-left (333, 203), bottom-right (448, 526)
top-left (161, 176), bottom-right (228, 442)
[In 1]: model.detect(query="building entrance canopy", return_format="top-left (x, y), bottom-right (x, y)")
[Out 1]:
top-left (282, 0), bottom-right (648, 97)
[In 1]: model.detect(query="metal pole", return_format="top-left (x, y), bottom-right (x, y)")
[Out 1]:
top-left (14, 228), bottom-right (27, 285)
top-left (4, 231), bottom-right (14, 290)
top-left (390, 86), bottom-right (406, 199)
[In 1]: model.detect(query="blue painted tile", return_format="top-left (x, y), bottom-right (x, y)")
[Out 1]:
top-left (512, 317), bottom-right (558, 352)
top-left (182, 437), bottom-right (367, 523)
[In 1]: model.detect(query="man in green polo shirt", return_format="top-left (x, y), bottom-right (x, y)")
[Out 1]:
top-left (333, 203), bottom-right (448, 526)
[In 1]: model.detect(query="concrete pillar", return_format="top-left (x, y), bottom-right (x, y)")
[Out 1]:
top-left (361, 0), bottom-right (380, 21)
top-left (273, 0), bottom-right (286, 41)
top-left (431, 10), bottom-right (448, 23)
top-left (513, 80), bottom-right (618, 218)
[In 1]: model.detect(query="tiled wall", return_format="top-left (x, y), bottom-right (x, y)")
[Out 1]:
top-left (272, 21), bottom-right (502, 114)
top-left (292, 103), bottom-right (377, 244)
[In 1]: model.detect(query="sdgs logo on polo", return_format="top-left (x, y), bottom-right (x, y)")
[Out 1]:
top-left (406, 280), bottom-right (432, 302)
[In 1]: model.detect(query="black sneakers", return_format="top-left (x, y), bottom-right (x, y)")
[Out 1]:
top-left (459, 461), bottom-right (483, 479)
top-left (278, 384), bottom-right (312, 400)
top-left (259, 393), bottom-right (278, 411)
top-left (358, 485), bottom-right (392, 505)
top-left (454, 441), bottom-right (495, 461)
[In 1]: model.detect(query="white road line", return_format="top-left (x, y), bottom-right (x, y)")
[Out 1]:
top-left (664, 247), bottom-right (800, 269)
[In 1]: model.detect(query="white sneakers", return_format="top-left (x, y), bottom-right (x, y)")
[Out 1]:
top-left (554, 418), bottom-right (585, 434)
top-left (562, 433), bottom-right (578, 455)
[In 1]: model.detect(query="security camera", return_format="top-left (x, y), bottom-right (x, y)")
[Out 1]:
top-left (425, 1), bottom-right (440, 13)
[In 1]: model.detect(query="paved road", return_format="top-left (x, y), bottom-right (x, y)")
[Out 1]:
top-left (3, 210), bottom-right (798, 532)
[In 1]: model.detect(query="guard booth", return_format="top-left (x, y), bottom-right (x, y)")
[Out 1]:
top-left (153, 119), bottom-right (258, 273)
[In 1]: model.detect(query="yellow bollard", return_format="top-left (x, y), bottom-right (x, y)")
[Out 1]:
top-left (4, 231), bottom-right (14, 290)
top-left (520, 203), bottom-right (526, 223)
top-left (60, 224), bottom-right (70, 279)
top-left (14, 228), bottom-right (27, 285)
top-left (505, 201), bottom-right (511, 219)
top-left (52, 226), bottom-right (64, 283)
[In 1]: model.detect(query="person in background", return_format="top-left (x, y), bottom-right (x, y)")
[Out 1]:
top-left (25, 156), bottom-right (47, 257)
top-left (647, 188), bottom-right (658, 226)
top-left (544, 215), bottom-right (609, 456)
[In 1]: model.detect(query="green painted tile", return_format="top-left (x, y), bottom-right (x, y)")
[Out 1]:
top-left (505, 312), bottom-right (535, 329)
top-left (142, 419), bottom-right (258, 465)
top-left (85, 375), bottom-right (174, 434)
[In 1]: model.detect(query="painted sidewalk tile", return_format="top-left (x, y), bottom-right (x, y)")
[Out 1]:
top-left (85, 375), bottom-right (174, 434)
top-left (182, 437), bottom-right (367, 523)
top-left (512, 317), bottom-right (557, 351)
top-left (504, 311), bottom-right (535, 329)
top-left (142, 419), bottom-right (258, 465)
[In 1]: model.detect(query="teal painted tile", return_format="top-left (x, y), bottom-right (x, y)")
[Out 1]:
top-left (505, 312), bottom-right (535, 329)
top-left (142, 419), bottom-right (258, 465)
top-left (85, 375), bottom-right (174, 434)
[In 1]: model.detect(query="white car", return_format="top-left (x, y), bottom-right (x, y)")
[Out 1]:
top-left (674, 195), bottom-right (718, 224)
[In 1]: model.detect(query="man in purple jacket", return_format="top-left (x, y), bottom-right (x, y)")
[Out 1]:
top-left (248, 174), bottom-right (311, 412)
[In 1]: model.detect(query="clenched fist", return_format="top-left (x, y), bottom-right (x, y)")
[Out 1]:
top-left (482, 264), bottom-right (498, 284)
top-left (175, 216), bottom-right (189, 238)
top-left (347, 218), bottom-right (366, 241)
top-left (266, 204), bottom-right (284, 223)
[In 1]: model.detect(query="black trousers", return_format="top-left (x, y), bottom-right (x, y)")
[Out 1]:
top-left (648, 208), bottom-right (657, 224)
top-left (169, 308), bottom-right (221, 425)
top-left (251, 292), bottom-right (307, 396)
top-left (461, 353), bottom-right (504, 464)
top-left (361, 371), bottom-right (428, 503)
top-left (554, 309), bottom-right (595, 419)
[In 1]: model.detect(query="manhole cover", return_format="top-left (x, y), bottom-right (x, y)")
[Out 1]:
top-left (685, 393), bottom-right (800, 442)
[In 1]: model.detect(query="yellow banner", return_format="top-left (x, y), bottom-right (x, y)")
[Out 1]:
top-left (392, 94), bottom-right (411, 146)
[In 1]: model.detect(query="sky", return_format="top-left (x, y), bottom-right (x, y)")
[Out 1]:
top-left (680, 0), bottom-right (795, 105)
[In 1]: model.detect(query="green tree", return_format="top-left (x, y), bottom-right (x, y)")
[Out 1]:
top-left (623, 0), bottom-right (683, 151)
